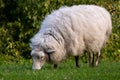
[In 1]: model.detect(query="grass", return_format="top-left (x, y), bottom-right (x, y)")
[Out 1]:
top-left (0, 59), bottom-right (120, 80)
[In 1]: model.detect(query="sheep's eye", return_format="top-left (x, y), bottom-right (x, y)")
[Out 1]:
top-left (40, 56), bottom-right (44, 60)
top-left (36, 56), bottom-right (44, 60)
top-left (36, 56), bottom-right (40, 59)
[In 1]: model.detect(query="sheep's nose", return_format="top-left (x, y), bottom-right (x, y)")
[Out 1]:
top-left (32, 62), bottom-right (41, 70)
top-left (32, 65), bottom-right (41, 70)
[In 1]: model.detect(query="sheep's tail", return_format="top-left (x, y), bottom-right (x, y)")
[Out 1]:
top-left (104, 24), bottom-right (112, 45)
top-left (106, 27), bottom-right (112, 38)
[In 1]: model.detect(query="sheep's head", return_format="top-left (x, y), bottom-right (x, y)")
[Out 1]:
top-left (30, 47), bottom-right (55, 70)
top-left (31, 49), bottom-right (45, 70)
top-left (30, 33), bottom-right (59, 70)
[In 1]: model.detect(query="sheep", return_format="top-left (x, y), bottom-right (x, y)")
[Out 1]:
top-left (30, 5), bottom-right (112, 70)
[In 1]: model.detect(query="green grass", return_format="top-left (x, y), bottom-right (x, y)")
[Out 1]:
top-left (0, 59), bottom-right (120, 80)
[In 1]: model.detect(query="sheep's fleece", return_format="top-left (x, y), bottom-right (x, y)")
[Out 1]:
top-left (30, 5), bottom-right (112, 70)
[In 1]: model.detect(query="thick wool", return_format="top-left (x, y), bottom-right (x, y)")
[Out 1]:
top-left (30, 5), bottom-right (112, 67)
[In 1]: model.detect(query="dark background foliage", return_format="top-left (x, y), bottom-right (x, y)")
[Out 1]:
top-left (0, 0), bottom-right (120, 63)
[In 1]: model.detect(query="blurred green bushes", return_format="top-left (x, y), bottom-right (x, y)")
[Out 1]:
top-left (0, 0), bottom-right (120, 62)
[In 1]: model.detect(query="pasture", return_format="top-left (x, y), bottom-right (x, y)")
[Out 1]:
top-left (0, 59), bottom-right (120, 80)
top-left (0, 0), bottom-right (120, 80)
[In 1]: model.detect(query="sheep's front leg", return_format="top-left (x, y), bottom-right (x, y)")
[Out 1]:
top-left (75, 56), bottom-right (80, 67)
top-left (54, 64), bottom-right (58, 69)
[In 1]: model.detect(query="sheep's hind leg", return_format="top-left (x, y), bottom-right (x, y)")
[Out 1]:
top-left (89, 53), bottom-right (95, 67)
top-left (75, 56), bottom-right (80, 67)
top-left (95, 51), bottom-right (101, 66)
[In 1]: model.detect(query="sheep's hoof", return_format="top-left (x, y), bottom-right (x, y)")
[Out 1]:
top-left (76, 64), bottom-right (80, 68)
top-left (54, 64), bottom-right (58, 69)
top-left (89, 64), bottom-right (96, 68)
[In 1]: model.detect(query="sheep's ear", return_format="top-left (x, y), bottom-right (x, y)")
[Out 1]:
top-left (46, 49), bottom-right (55, 54)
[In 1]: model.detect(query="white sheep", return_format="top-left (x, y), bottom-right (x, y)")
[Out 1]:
top-left (30, 5), bottom-right (112, 70)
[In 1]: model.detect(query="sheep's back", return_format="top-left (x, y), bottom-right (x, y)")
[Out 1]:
top-left (40, 5), bottom-right (112, 55)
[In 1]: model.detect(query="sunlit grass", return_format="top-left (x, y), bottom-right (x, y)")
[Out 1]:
top-left (0, 59), bottom-right (120, 80)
